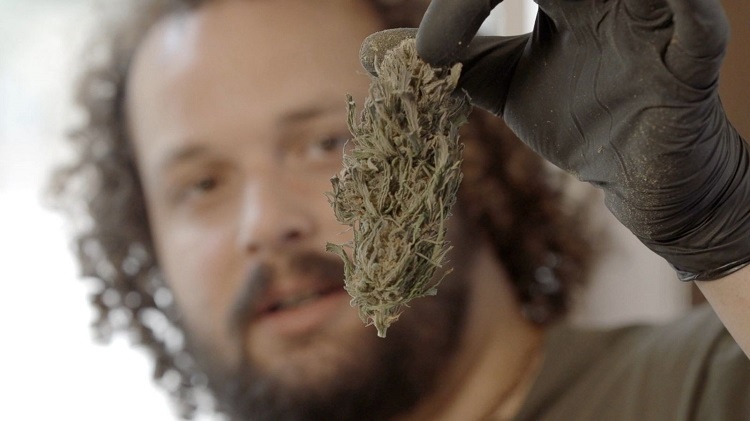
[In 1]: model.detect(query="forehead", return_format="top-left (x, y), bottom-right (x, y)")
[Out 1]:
top-left (134, 0), bottom-right (380, 77)
top-left (126, 0), bottom-right (381, 160)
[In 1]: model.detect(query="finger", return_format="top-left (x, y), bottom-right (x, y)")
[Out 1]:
top-left (621, 0), bottom-right (670, 21)
top-left (416, 0), bottom-right (503, 66)
top-left (360, 28), bottom-right (417, 76)
top-left (456, 34), bottom-right (529, 115)
top-left (663, 0), bottom-right (729, 87)
top-left (665, 0), bottom-right (729, 59)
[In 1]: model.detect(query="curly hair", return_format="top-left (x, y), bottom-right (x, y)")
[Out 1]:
top-left (49, 0), bottom-right (595, 417)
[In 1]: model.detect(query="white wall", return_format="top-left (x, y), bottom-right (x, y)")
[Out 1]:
top-left (480, 0), bottom-right (538, 36)
top-left (0, 1), bottom-right (176, 419)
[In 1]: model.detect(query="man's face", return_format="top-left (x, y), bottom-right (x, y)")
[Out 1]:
top-left (127, 0), bottom-right (473, 418)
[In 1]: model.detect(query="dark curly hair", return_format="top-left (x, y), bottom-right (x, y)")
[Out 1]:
top-left (49, 0), bottom-right (595, 417)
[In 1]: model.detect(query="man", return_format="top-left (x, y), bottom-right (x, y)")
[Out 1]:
top-left (51, 0), bottom-right (750, 420)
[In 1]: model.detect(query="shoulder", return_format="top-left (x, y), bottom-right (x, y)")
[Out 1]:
top-left (516, 305), bottom-right (750, 421)
top-left (543, 304), bottom-right (730, 377)
top-left (553, 304), bottom-right (734, 364)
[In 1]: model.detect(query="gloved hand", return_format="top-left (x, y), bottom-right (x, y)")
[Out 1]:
top-left (361, 0), bottom-right (750, 281)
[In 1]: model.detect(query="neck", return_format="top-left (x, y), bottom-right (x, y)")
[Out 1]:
top-left (400, 243), bottom-right (545, 421)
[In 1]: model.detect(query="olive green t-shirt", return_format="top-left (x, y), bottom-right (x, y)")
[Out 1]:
top-left (514, 305), bottom-right (750, 421)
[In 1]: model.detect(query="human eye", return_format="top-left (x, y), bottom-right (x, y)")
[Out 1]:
top-left (188, 175), bottom-right (220, 195)
top-left (169, 171), bottom-right (225, 206)
top-left (305, 134), bottom-right (351, 161)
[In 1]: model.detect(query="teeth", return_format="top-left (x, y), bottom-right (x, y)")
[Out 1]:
top-left (274, 291), bottom-right (323, 312)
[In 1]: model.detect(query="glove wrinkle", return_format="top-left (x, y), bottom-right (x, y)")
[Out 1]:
top-left (456, 34), bottom-right (529, 116)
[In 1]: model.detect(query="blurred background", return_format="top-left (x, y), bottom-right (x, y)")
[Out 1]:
top-left (1, 0), bottom-right (745, 419)
top-left (0, 0), bottom-right (177, 419)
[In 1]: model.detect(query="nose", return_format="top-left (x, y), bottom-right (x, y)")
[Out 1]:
top-left (238, 175), bottom-right (315, 255)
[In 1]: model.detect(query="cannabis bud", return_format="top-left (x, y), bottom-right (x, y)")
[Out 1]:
top-left (327, 37), bottom-right (471, 338)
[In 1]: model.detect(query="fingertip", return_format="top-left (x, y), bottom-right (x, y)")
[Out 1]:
top-left (360, 28), bottom-right (417, 76)
top-left (416, 26), bottom-right (459, 67)
top-left (416, 8), bottom-right (459, 66)
top-left (416, 0), bottom-right (502, 66)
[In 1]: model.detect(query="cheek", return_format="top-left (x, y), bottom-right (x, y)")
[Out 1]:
top-left (155, 221), bottom-right (241, 358)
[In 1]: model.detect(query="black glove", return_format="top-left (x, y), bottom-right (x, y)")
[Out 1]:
top-left (361, 0), bottom-right (750, 281)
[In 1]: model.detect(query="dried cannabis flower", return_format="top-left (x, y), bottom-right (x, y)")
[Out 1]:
top-left (327, 38), bottom-right (472, 337)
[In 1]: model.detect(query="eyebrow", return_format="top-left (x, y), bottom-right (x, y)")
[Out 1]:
top-left (278, 100), bottom-right (345, 126)
top-left (155, 101), bottom-right (348, 172)
top-left (157, 143), bottom-right (210, 174)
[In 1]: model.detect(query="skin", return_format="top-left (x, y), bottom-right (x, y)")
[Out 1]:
top-left (126, 0), bottom-right (543, 419)
top-left (698, 266), bottom-right (750, 358)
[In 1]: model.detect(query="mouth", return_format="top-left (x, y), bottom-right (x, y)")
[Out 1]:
top-left (258, 285), bottom-right (346, 316)
top-left (245, 279), bottom-right (351, 338)
top-left (236, 253), bottom-right (351, 338)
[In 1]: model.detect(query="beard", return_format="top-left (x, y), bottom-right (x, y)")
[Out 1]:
top-left (185, 240), bottom-right (474, 421)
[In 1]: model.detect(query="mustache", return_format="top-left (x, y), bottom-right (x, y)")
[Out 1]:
top-left (228, 251), bottom-right (346, 334)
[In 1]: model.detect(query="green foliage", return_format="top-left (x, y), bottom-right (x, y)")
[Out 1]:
top-left (327, 38), bottom-right (471, 337)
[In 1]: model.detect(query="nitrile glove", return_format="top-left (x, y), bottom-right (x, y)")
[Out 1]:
top-left (361, 0), bottom-right (750, 281)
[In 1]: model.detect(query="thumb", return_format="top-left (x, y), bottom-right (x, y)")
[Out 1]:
top-left (359, 28), bottom-right (417, 77)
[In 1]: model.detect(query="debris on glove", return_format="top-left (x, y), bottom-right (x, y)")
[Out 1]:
top-left (327, 38), bottom-right (471, 338)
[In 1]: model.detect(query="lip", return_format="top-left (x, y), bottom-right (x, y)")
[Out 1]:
top-left (251, 283), bottom-right (351, 337)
